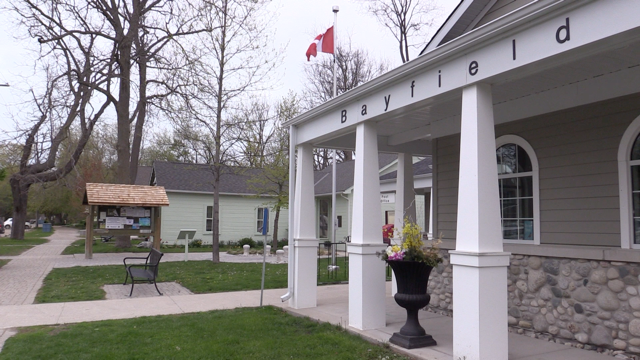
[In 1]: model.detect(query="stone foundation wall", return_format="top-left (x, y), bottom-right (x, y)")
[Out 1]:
top-left (425, 251), bottom-right (640, 354)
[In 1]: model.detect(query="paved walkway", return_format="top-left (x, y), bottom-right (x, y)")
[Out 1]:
top-left (0, 227), bottom-right (620, 359)
top-left (0, 226), bottom-right (283, 306)
top-left (52, 250), bottom-right (285, 268)
top-left (0, 226), bottom-right (78, 305)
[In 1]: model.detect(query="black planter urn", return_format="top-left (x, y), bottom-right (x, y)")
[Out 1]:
top-left (387, 260), bottom-right (437, 349)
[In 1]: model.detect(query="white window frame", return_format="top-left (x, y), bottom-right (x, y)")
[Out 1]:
top-left (256, 207), bottom-right (267, 235)
top-left (496, 135), bottom-right (541, 245)
top-left (205, 205), bottom-right (213, 233)
top-left (617, 114), bottom-right (640, 249)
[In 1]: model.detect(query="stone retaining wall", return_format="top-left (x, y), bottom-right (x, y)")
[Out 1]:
top-left (425, 251), bottom-right (640, 355)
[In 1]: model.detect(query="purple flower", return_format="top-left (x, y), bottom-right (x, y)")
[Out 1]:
top-left (388, 251), bottom-right (405, 261)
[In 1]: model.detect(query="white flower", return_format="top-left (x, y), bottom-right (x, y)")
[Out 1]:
top-left (385, 246), bottom-right (393, 256)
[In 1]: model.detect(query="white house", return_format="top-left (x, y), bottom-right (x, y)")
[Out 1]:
top-left (283, 1), bottom-right (640, 359)
top-left (148, 161), bottom-right (289, 245)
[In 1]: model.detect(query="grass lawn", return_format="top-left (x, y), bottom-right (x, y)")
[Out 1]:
top-left (0, 228), bottom-right (52, 256)
top-left (0, 259), bottom-right (9, 269)
top-left (0, 246), bottom-right (33, 256)
top-left (317, 256), bottom-right (349, 284)
top-left (1, 228), bottom-right (50, 245)
top-left (62, 239), bottom-right (236, 255)
top-left (36, 261), bottom-right (288, 303)
top-left (0, 307), bottom-right (406, 360)
top-left (23, 227), bottom-right (53, 240)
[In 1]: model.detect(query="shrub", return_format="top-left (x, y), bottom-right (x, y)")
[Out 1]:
top-left (256, 240), bottom-right (264, 247)
top-left (189, 239), bottom-right (203, 248)
top-left (238, 237), bottom-right (256, 248)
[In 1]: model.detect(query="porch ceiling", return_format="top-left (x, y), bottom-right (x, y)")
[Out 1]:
top-left (314, 36), bottom-right (640, 153)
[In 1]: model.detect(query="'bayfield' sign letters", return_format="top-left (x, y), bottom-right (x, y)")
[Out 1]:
top-left (339, 17), bottom-right (573, 125)
top-left (292, 0), bottom-right (640, 145)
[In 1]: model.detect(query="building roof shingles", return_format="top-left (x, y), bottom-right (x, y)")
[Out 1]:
top-left (151, 155), bottom-right (431, 196)
top-left (152, 161), bottom-right (273, 195)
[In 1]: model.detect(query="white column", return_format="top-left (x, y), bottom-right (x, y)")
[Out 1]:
top-left (450, 83), bottom-right (510, 360)
top-left (394, 153), bottom-right (416, 227)
top-left (291, 143), bottom-right (318, 309)
top-left (427, 191), bottom-right (433, 239)
top-left (348, 122), bottom-right (387, 330)
top-left (391, 153), bottom-right (416, 295)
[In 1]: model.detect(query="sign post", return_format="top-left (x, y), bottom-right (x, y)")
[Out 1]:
top-left (260, 209), bottom-right (269, 306)
top-left (177, 229), bottom-right (196, 261)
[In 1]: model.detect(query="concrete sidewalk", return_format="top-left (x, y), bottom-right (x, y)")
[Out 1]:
top-left (0, 283), bottom-right (615, 360)
top-left (0, 226), bottom-right (79, 305)
top-left (287, 284), bottom-right (615, 360)
top-left (0, 226), bottom-right (282, 306)
top-left (52, 249), bottom-right (285, 268)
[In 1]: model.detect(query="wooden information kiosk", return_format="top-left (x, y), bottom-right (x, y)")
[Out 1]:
top-left (83, 183), bottom-right (170, 259)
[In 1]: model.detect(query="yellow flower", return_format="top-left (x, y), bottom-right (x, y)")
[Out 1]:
top-left (400, 217), bottom-right (423, 251)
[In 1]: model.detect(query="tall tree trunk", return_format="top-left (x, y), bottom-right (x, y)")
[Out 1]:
top-left (210, 0), bottom-right (228, 263)
top-left (130, 39), bottom-right (148, 184)
top-left (9, 178), bottom-right (30, 240)
top-left (115, 45), bottom-right (133, 185)
top-left (114, 32), bottom-right (133, 248)
top-left (113, 2), bottom-right (141, 249)
top-left (212, 170), bottom-right (220, 263)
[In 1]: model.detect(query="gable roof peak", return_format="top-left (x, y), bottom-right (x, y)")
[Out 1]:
top-left (422, 0), bottom-right (537, 55)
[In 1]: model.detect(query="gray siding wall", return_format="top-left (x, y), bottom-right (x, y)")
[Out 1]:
top-left (436, 135), bottom-right (461, 241)
top-left (436, 94), bottom-right (640, 247)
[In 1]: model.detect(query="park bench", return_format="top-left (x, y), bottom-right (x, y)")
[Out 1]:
top-left (123, 248), bottom-right (164, 297)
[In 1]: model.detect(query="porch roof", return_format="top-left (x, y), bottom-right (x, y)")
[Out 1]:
top-left (284, 0), bottom-right (640, 156)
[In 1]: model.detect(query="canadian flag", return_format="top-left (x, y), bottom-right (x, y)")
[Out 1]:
top-left (306, 26), bottom-right (334, 61)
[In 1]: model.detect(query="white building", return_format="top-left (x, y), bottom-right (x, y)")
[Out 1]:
top-left (283, 1), bottom-right (640, 359)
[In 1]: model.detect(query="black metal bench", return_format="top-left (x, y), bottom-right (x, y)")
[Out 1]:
top-left (123, 248), bottom-right (164, 297)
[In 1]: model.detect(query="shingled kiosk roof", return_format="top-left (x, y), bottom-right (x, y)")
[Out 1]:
top-left (83, 183), bottom-right (170, 207)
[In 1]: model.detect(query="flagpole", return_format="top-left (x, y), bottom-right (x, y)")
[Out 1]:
top-left (331, 6), bottom-right (339, 268)
top-left (332, 6), bottom-right (338, 98)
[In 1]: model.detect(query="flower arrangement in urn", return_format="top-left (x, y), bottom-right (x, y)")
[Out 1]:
top-left (380, 217), bottom-right (443, 267)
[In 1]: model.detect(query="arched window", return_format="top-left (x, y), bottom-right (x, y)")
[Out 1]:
top-left (496, 135), bottom-right (540, 244)
top-left (630, 137), bottom-right (640, 245)
top-left (618, 115), bottom-right (640, 249)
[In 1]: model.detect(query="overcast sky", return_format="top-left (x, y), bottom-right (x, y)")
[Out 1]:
top-left (0, 0), bottom-right (458, 138)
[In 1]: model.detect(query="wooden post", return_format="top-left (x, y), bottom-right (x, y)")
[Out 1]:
top-left (85, 205), bottom-right (94, 259)
top-left (153, 207), bottom-right (162, 250)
